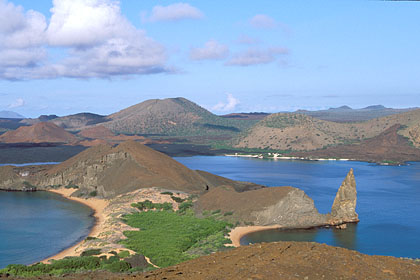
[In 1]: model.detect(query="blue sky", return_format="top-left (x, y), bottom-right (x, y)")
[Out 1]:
top-left (1, 0), bottom-right (419, 117)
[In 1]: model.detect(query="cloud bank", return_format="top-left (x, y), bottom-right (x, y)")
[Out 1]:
top-left (190, 40), bottom-right (229, 61)
top-left (250, 14), bottom-right (277, 29)
top-left (147, 3), bottom-right (204, 22)
top-left (226, 47), bottom-right (289, 66)
top-left (0, 0), bottom-right (168, 80)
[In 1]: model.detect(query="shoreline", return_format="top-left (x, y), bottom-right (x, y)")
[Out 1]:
top-left (229, 225), bottom-right (282, 247)
top-left (41, 189), bottom-right (109, 263)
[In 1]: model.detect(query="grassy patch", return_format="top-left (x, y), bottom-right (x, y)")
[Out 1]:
top-left (121, 209), bottom-right (232, 267)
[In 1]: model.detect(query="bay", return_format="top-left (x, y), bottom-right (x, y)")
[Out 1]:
top-left (175, 156), bottom-right (420, 258)
top-left (0, 191), bottom-right (94, 268)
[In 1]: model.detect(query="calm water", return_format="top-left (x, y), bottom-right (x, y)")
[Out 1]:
top-left (0, 191), bottom-right (94, 268)
top-left (175, 156), bottom-right (420, 258)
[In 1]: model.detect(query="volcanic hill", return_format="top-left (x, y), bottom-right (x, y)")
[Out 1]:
top-left (37, 141), bottom-right (262, 198)
top-left (0, 122), bottom-right (78, 144)
top-left (103, 97), bottom-right (255, 137)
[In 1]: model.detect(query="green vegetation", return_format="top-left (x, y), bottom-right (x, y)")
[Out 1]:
top-left (131, 200), bottom-right (173, 211)
top-left (262, 114), bottom-right (308, 129)
top-left (0, 254), bottom-right (151, 277)
top-left (160, 191), bottom-right (173, 195)
top-left (65, 184), bottom-right (79, 189)
top-left (121, 204), bottom-right (232, 267)
top-left (170, 195), bottom-right (186, 203)
top-left (88, 190), bottom-right (97, 197)
top-left (223, 211), bottom-right (234, 216)
top-left (80, 248), bottom-right (101, 257)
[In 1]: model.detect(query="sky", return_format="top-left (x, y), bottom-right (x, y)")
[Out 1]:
top-left (0, 0), bottom-right (420, 118)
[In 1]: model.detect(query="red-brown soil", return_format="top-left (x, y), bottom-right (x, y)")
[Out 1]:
top-left (0, 122), bottom-right (78, 144)
top-left (6, 242), bottom-right (418, 280)
top-left (294, 124), bottom-right (420, 163)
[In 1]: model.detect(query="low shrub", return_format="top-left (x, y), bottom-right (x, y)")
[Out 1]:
top-left (80, 249), bottom-right (101, 257)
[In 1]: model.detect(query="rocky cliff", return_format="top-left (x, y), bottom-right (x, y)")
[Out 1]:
top-left (195, 169), bottom-right (358, 228)
top-left (328, 168), bottom-right (359, 224)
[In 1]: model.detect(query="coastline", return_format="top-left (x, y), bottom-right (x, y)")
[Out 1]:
top-left (41, 189), bottom-right (109, 263)
top-left (229, 225), bottom-right (282, 247)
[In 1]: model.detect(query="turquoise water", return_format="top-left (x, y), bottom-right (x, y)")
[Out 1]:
top-left (175, 156), bottom-right (420, 258)
top-left (0, 191), bottom-right (94, 268)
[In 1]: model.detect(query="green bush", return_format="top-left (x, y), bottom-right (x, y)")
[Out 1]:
top-left (89, 190), bottom-right (97, 197)
top-left (118, 250), bottom-right (130, 258)
top-left (171, 196), bottom-right (186, 203)
top-left (223, 211), bottom-right (234, 216)
top-left (80, 249), bottom-right (101, 256)
top-left (131, 200), bottom-right (173, 211)
top-left (160, 191), bottom-right (173, 195)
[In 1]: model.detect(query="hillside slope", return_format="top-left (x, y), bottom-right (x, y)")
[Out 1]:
top-left (0, 122), bottom-right (78, 144)
top-left (104, 97), bottom-right (255, 136)
top-left (234, 109), bottom-right (420, 151)
top-left (37, 141), bottom-right (262, 197)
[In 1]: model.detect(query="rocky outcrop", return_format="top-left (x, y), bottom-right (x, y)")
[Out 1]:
top-left (252, 188), bottom-right (326, 227)
top-left (328, 168), bottom-right (358, 224)
top-left (195, 169), bottom-right (358, 228)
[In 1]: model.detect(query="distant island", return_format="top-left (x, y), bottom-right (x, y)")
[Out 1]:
top-left (1, 97), bottom-right (420, 165)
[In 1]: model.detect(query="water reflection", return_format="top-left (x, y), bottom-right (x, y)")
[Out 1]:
top-left (241, 223), bottom-right (358, 252)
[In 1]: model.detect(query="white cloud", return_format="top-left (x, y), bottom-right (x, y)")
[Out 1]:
top-left (8, 97), bottom-right (25, 108)
top-left (212, 93), bottom-right (240, 112)
top-left (189, 40), bottom-right (229, 61)
top-left (0, 0), bottom-right (47, 71)
top-left (0, 0), bottom-right (169, 80)
top-left (250, 14), bottom-right (277, 29)
top-left (226, 47), bottom-right (289, 66)
top-left (147, 3), bottom-right (204, 22)
top-left (236, 35), bottom-right (259, 45)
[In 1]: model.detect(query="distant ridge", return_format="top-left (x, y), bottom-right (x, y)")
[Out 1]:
top-left (21, 113), bottom-right (107, 130)
top-left (0, 110), bottom-right (24, 119)
top-left (295, 105), bottom-right (418, 122)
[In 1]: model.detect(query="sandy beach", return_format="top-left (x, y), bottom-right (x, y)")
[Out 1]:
top-left (42, 188), bottom-right (109, 263)
top-left (229, 225), bottom-right (282, 247)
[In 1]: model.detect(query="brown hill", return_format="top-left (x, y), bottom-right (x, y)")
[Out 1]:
top-left (78, 125), bottom-right (115, 139)
top-left (293, 124), bottom-right (420, 163)
top-left (0, 122), bottom-right (79, 144)
top-left (234, 109), bottom-right (420, 151)
top-left (39, 141), bottom-right (262, 198)
top-left (103, 97), bottom-right (254, 136)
